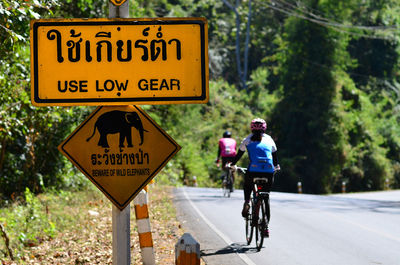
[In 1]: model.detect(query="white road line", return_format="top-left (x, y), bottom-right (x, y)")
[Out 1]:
top-left (183, 188), bottom-right (256, 265)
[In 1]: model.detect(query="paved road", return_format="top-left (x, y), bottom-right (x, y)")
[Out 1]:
top-left (174, 187), bottom-right (400, 265)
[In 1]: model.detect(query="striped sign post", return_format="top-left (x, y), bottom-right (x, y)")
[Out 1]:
top-left (134, 190), bottom-right (156, 265)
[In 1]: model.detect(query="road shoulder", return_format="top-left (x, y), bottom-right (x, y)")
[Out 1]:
top-left (173, 187), bottom-right (248, 265)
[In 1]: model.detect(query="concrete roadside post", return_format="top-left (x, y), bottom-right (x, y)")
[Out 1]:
top-left (297, 181), bottom-right (302, 194)
top-left (109, 1), bottom-right (130, 265)
top-left (175, 233), bottom-right (200, 265)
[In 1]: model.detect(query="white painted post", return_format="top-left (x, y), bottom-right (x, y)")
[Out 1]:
top-left (192, 176), bottom-right (198, 187)
top-left (297, 181), bottom-right (302, 194)
top-left (109, 0), bottom-right (129, 18)
top-left (175, 233), bottom-right (200, 265)
top-left (134, 190), bottom-right (156, 265)
top-left (112, 205), bottom-right (131, 265)
top-left (109, 2), bottom-right (131, 265)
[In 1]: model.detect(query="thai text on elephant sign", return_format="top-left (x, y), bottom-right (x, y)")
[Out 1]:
top-left (58, 105), bottom-right (181, 210)
top-left (30, 18), bottom-right (209, 106)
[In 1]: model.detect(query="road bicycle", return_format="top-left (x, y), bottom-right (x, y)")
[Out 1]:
top-left (243, 168), bottom-right (278, 251)
top-left (221, 165), bottom-right (234, 198)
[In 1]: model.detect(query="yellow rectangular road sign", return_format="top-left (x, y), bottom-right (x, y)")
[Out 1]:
top-left (30, 18), bottom-right (208, 106)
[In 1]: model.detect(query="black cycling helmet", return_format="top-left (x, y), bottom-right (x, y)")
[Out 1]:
top-left (223, 131), bottom-right (232, 138)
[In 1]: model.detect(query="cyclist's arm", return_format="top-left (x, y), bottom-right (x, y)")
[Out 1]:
top-left (231, 136), bottom-right (249, 165)
top-left (272, 151), bottom-right (278, 166)
top-left (216, 145), bottom-right (222, 162)
top-left (231, 149), bottom-right (245, 165)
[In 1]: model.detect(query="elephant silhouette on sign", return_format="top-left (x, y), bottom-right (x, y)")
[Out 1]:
top-left (86, 110), bottom-right (148, 150)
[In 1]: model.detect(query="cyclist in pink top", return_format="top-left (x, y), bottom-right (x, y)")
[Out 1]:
top-left (216, 131), bottom-right (237, 189)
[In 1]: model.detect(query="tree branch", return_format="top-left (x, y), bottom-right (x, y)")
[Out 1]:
top-left (0, 223), bottom-right (14, 260)
top-left (243, 0), bottom-right (253, 91)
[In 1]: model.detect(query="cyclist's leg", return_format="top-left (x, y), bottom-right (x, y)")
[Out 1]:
top-left (243, 170), bottom-right (253, 201)
top-left (264, 173), bottom-right (273, 222)
top-left (220, 158), bottom-right (230, 184)
top-left (265, 195), bottom-right (270, 227)
top-left (226, 157), bottom-right (235, 191)
top-left (242, 171), bottom-right (252, 217)
top-left (221, 157), bottom-right (228, 182)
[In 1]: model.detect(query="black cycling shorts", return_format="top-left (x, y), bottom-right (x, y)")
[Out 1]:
top-left (222, 156), bottom-right (235, 170)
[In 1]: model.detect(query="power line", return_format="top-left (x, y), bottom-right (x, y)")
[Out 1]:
top-left (274, 0), bottom-right (399, 31)
top-left (265, 0), bottom-right (399, 40)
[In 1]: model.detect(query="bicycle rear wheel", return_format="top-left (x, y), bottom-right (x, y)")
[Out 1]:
top-left (222, 182), bottom-right (230, 197)
top-left (255, 199), bottom-right (266, 251)
top-left (227, 171), bottom-right (233, 197)
top-left (245, 198), bottom-right (254, 245)
top-left (223, 171), bottom-right (232, 198)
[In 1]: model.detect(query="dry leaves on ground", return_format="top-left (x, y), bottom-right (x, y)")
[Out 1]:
top-left (5, 185), bottom-right (184, 265)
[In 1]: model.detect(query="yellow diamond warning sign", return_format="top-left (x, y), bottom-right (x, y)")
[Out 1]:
top-left (58, 105), bottom-right (180, 210)
top-left (109, 0), bottom-right (127, 6)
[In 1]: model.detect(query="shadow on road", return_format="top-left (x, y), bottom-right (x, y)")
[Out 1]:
top-left (201, 242), bottom-right (259, 257)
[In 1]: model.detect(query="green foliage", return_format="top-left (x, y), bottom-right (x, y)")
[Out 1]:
top-left (1, 0), bottom-right (400, 197)
top-left (271, 10), bottom-right (346, 193)
top-left (0, 0), bottom-right (59, 59)
top-left (0, 0), bottom-right (95, 198)
top-left (56, 0), bottom-right (107, 18)
top-left (0, 57), bottom-right (93, 196)
top-left (339, 81), bottom-right (400, 192)
top-left (149, 76), bottom-right (279, 188)
top-left (266, 0), bottom-right (400, 193)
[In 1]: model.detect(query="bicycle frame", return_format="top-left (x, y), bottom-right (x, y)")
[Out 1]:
top-left (253, 177), bottom-right (270, 201)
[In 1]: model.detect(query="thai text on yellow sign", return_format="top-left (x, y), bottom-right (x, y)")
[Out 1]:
top-left (30, 18), bottom-right (208, 106)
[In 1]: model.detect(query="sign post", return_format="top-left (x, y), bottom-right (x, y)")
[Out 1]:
top-left (109, 2), bottom-right (130, 264)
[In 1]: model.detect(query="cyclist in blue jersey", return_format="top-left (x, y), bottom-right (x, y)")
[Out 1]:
top-left (229, 118), bottom-right (280, 236)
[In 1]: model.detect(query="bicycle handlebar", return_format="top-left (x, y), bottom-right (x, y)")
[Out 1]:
top-left (236, 167), bottom-right (247, 174)
top-left (227, 164), bottom-right (281, 174)
top-left (228, 166), bottom-right (246, 174)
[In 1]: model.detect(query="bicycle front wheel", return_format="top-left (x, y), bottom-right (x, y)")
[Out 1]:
top-left (255, 199), bottom-right (266, 251)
